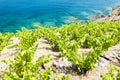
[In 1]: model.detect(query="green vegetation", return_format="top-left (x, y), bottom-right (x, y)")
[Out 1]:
top-left (2, 28), bottom-right (53, 80)
top-left (44, 22), bottom-right (120, 72)
top-left (1, 21), bottom-right (120, 80)
top-left (101, 65), bottom-right (120, 80)
top-left (2, 46), bottom-right (52, 80)
top-left (0, 32), bottom-right (13, 51)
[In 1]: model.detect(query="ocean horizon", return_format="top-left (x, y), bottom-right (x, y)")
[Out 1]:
top-left (0, 0), bottom-right (120, 32)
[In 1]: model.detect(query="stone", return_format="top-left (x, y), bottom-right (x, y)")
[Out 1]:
top-left (52, 57), bottom-right (72, 69)
top-left (97, 7), bottom-right (120, 21)
top-left (98, 57), bottom-right (109, 67)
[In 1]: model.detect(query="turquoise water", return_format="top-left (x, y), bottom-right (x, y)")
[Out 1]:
top-left (0, 0), bottom-right (120, 32)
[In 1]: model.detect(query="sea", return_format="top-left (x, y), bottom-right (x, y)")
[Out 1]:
top-left (0, 0), bottom-right (120, 32)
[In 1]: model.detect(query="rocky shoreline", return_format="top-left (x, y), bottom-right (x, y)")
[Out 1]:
top-left (92, 6), bottom-right (120, 21)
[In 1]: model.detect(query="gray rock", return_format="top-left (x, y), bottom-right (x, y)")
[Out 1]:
top-left (52, 57), bottom-right (72, 69)
top-left (98, 57), bottom-right (109, 67)
top-left (97, 7), bottom-right (120, 21)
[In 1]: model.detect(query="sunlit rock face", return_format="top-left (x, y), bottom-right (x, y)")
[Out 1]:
top-left (96, 7), bottom-right (120, 21)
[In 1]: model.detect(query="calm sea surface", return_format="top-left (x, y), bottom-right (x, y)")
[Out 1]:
top-left (0, 0), bottom-right (120, 32)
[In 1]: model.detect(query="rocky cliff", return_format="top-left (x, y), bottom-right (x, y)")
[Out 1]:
top-left (94, 6), bottom-right (120, 21)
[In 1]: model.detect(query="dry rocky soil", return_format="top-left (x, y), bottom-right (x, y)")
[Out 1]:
top-left (0, 37), bottom-right (120, 80)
